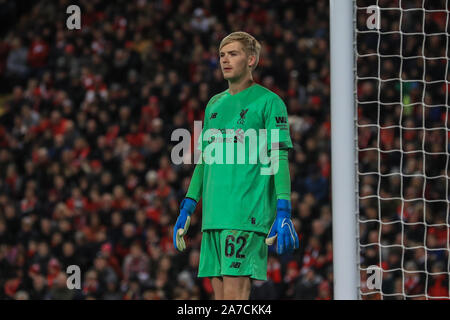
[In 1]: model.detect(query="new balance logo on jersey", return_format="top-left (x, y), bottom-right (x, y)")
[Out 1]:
top-left (210, 112), bottom-right (218, 119)
top-left (275, 116), bottom-right (287, 124)
top-left (230, 262), bottom-right (241, 269)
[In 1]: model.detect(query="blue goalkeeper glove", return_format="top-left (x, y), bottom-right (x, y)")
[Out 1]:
top-left (265, 199), bottom-right (299, 254)
top-left (173, 198), bottom-right (197, 252)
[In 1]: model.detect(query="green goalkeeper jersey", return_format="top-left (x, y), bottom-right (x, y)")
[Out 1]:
top-left (198, 83), bottom-right (293, 234)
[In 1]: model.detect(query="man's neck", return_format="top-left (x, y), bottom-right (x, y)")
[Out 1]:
top-left (228, 77), bottom-right (255, 96)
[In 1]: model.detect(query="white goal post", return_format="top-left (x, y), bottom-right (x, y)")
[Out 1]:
top-left (330, 0), bottom-right (359, 300)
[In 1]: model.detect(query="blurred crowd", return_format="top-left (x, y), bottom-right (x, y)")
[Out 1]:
top-left (357, 0), bottom-right (450, 299)
top-left (0, 0), bottom-right (333, 300)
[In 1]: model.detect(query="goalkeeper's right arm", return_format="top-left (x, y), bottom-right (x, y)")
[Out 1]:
top-left (185, 162), bottom-right (204, 202)
top-left (173, 162), bottom-right (203, 251)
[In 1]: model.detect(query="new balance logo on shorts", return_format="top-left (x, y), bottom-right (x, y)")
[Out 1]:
top-left (230, 262), bottom-right (241, 269)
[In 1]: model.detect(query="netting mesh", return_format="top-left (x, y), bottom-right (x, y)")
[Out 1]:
top-left (355, 0), bottom-right (450, 299)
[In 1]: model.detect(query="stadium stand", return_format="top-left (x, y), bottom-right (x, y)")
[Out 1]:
top-left (0, 0), bottom-right (333, 299)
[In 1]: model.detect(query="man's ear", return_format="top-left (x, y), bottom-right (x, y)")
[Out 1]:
top-left (248, 55), bottom-right (256, 68)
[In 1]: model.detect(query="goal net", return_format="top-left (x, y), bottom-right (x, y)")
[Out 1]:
top-left (355, 0), bottom-right (450, 299)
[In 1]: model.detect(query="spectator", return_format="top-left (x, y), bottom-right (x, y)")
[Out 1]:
top-left (47, 272), bottom-right (74, 300)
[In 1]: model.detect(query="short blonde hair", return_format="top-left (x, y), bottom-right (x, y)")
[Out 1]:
top-left (219, 31), bottom-right (261, 71)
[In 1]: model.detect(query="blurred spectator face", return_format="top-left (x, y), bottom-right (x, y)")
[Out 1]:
top-left (4, 204), bottom-right (16, 219)
top-left (53, 271), bottom-right (66, 287)
top-left (320, 205), bottom-right (331, 222)
top-left (101, 172), bottom-right (113, 187)
top-left (152, 118), bottom-right (163, 134)
top-left (94, 255), bottom-right (107, 271)
top-left (74, 137), bottom-right (85, 150)
top-left (159, 255), bottom-right (171, 272)
top-left (62, 242), bottom-right (75, 258)
top-left (220, 41), bottom-right (254, 81)
top-left (312, 219), bottom-right (325, 236)
top-left (106, 281), bottom-right (117, 294)
top-left (111, 211), bottom-right (122, 227)
top-left (51, 232), bottom-right (63, 248)
top-left (173, 286), bottom-right (190, 300)
top-left (149, 244), bottom-right (161, 261)
top-left (135, 210), bottom-right (146, 226)
top-left (54, 134), bottom-right (65, 147)
top-left (145, 226), bottom-right (158, 243)
top-left (119, 106), bottom-right (130, 121)
top-left (388, 251), bottom-right (400, 267)
top-left (368, 230), bottom-right (378, 244)
top-left (113, 185), bottom-right (125, 199)
top-left (299, 202), bottom-right (311, 219)
top-left (13, 86), bottom-right (23, 100)
top-left (155, 270), bottom-right (168, 289)
top-left (303, 193), bottom-right (316, 206)
top-left (59, 219), bottom-right (71, 233)
top-left (160, 213), bottom-right (170, 227)
top-left (21, 217), bottom-right (33, 232)
top-left (37, 242), bottom-right (49, 257)
top-left (101, 193), bottom-right (113, 210)
top-left (15, 290), bottom-right (29, 300)
top-left (318, 282), bottom-right (330, 299)
top-left (84, 270), bottom-right (98, 288)
top-left (130, 243), bottom-right (142, 258)
top-left (0, 149), bottom-right (10, 162)
top-left (24, 188), bottom-right (36, 200)
top-left (50, 110), bottom-right (61, 125)
top-left (427, 234), bottom-right (438, 248)
top-left (143, 289), bottom-right (159, 300)
top-left (54, 175), bottom-right (65, 190)
top-left (0, 219), bottom-right (6, 234)
top-left (99, 110), bottom-right (110, 124)
top-left (95, 230), bottom-right (107, 243)
top-left (305, 269), bottom-right (315, 281)
top-left (123, 223), bottom-right (136, 239)
top-left (33, 275), bottom-right (46, 291)
top-left (309, 237), bottom-right (321, 250)
top-left (145, 170), bottom-right (158, 187)
top-left (365, 207), bottom-right (377, 220)
top-left (28, 239), bottom-right (38, 254)
top-left (75, 231), bottom-right (86, 246)
top-left (6, 164), bottom-right (17, 178)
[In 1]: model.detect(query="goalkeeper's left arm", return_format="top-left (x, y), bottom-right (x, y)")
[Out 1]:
top-left (265, 149), bottom-right (300, 254)
top-left (173, 162), bottom-right (203, 251)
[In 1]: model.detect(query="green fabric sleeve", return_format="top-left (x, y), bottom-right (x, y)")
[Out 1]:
top-left (185, 162), bottom-right (204, 202)
top-left (272, 149), bottom-right (291, 201)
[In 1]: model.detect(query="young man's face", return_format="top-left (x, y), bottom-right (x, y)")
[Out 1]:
top-left (220, 41), bottom-right (254, 81)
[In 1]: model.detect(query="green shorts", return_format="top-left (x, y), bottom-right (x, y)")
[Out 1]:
top-left (198, 229), bottom-right (268, 281)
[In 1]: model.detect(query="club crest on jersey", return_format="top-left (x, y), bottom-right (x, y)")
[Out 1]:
top-left (237, 108), bottom-right (249, 125)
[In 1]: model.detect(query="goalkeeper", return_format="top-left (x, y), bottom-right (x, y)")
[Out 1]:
top-left (173, 31), bottom-right (299, 300)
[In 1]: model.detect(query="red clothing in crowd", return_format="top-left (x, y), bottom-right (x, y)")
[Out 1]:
top-left (28, 39), bottom-right (49, 68)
